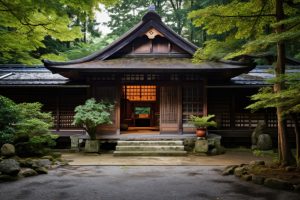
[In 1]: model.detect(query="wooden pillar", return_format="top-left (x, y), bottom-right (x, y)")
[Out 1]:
top-left (177, 84), bottom-right (183, 134)
top-left (115, 83), bottom-right (121, 135)
top-left (230, 92), bottom-right (235, 128)
top-left (203, 79), bottom-right (208, 116)
top-left (55, 90), bottom-right (60, 131)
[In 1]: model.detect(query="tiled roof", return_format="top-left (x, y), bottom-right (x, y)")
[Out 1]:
top-left (0, 65), bottom-right (69, 85)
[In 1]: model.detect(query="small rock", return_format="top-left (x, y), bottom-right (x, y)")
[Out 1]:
top-left (1, 144), bottom-right (15, 157)
top-left (0, 159), bottom-right (20, 175)
top-left (0, 174), bottom-right (18, 182)
top-left (241, 174), bottom-right (252, 181)
top-left (19, 168), bottom-right (38, 177)
top-left (264, 178), bottom-right (293, 190)
top-left (32, 159), bottom-right (51, 169)
top-left (285, 166), bottom-right (297, 172)
top-left (19, 158), bottom-right (34, 168)
top-left (257, 134), bottom-right (272, 150)
top-left (222, 165), bottom-right (238, 176)
top-left (234, 166), bottom-right (248, 177)
top-left (210, 148), bottom-right (218, 156)
top-left (252, 175), bottom-right (265, 185)
top-left (41, 155), bottom-right (53, 161)
top-left (249, 160), bottom-right (265, 166)
top-left (35, 167), bottom-right (48, 174)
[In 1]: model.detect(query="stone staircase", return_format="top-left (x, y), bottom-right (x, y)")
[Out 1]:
top-left (113, 140), bottom-right (187, 156)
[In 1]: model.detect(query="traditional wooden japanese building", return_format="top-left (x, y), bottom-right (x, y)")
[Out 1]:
top-left (0, 10), bottom-right (299, 146)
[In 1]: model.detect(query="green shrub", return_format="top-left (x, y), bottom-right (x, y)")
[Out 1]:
top-left (189, 114), bottom-right (217, 129)
top-left (0, 95), bottom-right (57, 156)
top-left (73, 98), bottom-right (114, 140)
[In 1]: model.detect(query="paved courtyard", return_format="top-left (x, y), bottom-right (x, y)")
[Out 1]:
top-left (62, 150), bottom-right (273, 166)
top-left (0, 165), bottom-right (299, 200)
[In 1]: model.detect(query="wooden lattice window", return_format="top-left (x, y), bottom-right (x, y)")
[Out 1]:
top-left (123, 85), bottom-right (156, 101)
top-left (182, 86), bottom-right (203, 124)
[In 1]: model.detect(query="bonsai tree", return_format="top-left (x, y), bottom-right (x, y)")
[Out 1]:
top-left (73, 98), bottom-right (114, 140)
top-left (189, 114), bottom-right (217, 129)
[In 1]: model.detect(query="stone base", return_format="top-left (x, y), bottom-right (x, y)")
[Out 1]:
top-left (193, 134), bottom-right (225, 155)
top-left (84, 140), bottom-right (100, 153)
top-left (194, 140), bottom-right (208, 153)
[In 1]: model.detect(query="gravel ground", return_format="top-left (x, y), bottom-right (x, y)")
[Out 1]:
top-left (0, 166), bottom-right (299, 200)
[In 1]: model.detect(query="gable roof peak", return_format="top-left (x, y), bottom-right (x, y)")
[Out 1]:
top-left (142, 10), bottom-right (161, 22)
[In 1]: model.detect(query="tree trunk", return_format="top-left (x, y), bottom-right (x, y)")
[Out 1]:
top-left (274, 0), bottom-right (294, 166)
top-left (291, 114), bottom-right (300, 167)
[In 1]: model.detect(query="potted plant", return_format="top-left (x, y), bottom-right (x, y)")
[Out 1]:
top-left (73, 98), bottom-right (113, 153)
top-left (189, 114), bottom-right (217, 137)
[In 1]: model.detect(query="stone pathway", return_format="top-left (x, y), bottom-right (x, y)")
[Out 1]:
top-left (62, 150), bottom-right (273, 166)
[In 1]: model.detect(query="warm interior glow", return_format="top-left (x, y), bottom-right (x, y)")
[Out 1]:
top-left (123, 85), bottom-right (156, 101)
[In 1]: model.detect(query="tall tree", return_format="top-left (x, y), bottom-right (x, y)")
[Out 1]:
top-left (189, 0), bottom-right (300, 166)
top-left (0, 0), bottom-right (116, 64)
top-left (247, 73), bottom-right (300, 166)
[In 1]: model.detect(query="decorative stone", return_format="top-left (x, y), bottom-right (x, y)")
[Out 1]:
top-left (70, 135), bottom-right (81, 150)
top-left (257, 134), bottom-right (272, 150)
top-left (251, 121), bottom-right (266, 145)
top-left (207, 134), bottom-right (222, 147)
top-left (222, 165), bottom-right (238, 176)
top-left (19, 168), bottom-right (38, 177)
top-left (264, 178), bottom-right (293, 190)
top-left (32, 159), bottom-right (51, 169)
top-left (0, 159), bottom-right (20, 175)
top-left (19, 158), bottom-right (34, 168)
top-left (35, 167), bottom-right (48, 174)
top-left (183, 138), bottom-right (196, 152)
top-left (41, 155), bottom-right (53, 161)
top-left (1, 144), bottom-right (15, 157)
top-left (249, 160), bottom-right (265, 166)
top-left (0, 174), bottom-right (18, 182)
top-left (252, 175), bottom-right (265, 185)
top-left (194, 140), bottom-right (208, 153)
top-left (241, 174), bottom-right (252, 181)
top-left (85, 140), bottom-right (100, 153)
top-left (234, 166), bottom-right (248, 177)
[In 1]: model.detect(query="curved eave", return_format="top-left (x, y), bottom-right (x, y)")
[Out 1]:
top-left (45, 60), bottom-right (255, 80)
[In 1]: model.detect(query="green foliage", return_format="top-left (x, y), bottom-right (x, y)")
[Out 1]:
top-left (0, 96), bottom-right (18, 129)
top-left (61, 36), bottom-right (117, 60)
top-left (73, 98), bottom-right (114, 139)
top-left (0, 0), bottom-right (117, 64)
top-left (247, 73), bottom-right (300, 116)
top-left (0, 95), bottom-right (56, 156)
top-left (189, 114), bottom-right (217, 128)
top-left (188, 0), bottom-right (300, 60)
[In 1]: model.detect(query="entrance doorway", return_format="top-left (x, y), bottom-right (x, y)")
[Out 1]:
top-left (120, 85), bottom-right (159, 134)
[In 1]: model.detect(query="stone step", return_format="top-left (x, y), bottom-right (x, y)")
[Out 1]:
top-left (117, 140), bottom-right (183, 146)
top-left (113, 150), bottom-right (187, 156)
top-left (116, 145), bottom-right (185, 151)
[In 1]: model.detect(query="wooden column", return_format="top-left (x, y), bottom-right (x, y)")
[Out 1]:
top-left (115, 83), bottom-right (121, 135)
top-left (177, 84), bottom-right (183, 134)
top-left (230, 92), bottom-right (235, 128)
top-left (55, 90), bottom-right (60, 131)
top-left (203, 79), bottom-right (208, 116)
